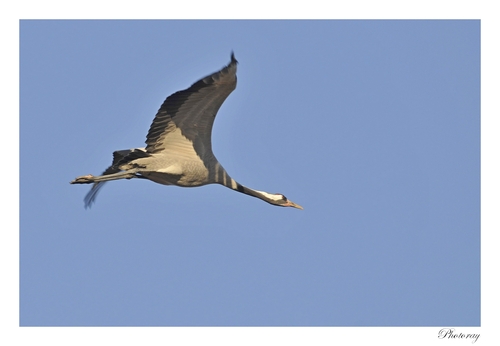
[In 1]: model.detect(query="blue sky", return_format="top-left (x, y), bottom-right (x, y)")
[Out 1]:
top-left (19, 19), bottom-right (480, 329)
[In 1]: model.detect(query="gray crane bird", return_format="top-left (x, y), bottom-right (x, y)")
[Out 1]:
top-left (71, 53), bottom-right (302, 210)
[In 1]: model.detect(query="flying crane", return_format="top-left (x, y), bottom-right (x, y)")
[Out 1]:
top-left (71, 53), bottom-right (302, 210)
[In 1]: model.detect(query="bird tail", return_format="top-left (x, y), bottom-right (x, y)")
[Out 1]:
top-left (72, 148), bottom-right (149, 208)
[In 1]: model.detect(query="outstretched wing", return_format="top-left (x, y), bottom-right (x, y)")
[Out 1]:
top-left (145, 53), bottom-right (238, 159)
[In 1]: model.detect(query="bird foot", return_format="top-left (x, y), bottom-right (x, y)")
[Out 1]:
top-left (70, 174), bottom-right (95, 184)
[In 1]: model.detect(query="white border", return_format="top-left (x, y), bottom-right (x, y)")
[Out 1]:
top-left (5, 1), bottom-right (497, 345)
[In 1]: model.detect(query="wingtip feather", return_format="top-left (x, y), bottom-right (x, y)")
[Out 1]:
top-left (230, 51), bottom-right (238, 64)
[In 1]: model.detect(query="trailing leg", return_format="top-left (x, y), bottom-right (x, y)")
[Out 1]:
top-left (70, 170), bottom-right (138, 184)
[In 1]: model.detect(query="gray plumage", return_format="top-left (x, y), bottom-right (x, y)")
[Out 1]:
top-left (71, 53), bottom-right (302, 210)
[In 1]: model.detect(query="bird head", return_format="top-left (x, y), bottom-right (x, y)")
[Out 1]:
top-left (256, 191), bottom-right (303, 209)
top-left (274, 193), bottom-right (303, 209)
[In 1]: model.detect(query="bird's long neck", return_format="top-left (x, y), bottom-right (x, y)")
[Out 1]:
top-left (210, 161), bottom-right (277, 205)
top-left (229, 181), bottom-right (277, 205)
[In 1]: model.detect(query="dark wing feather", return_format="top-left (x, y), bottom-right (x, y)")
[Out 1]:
top-left (145, 53), bottom-right (238, 158)
top-left (84, 148), bottom-right (149, 208)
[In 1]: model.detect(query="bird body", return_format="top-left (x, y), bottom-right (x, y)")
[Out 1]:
top-left (71, 53), bottom-right (302, 210)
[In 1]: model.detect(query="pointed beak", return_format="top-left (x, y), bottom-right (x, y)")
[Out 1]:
top-left (286, 200), bottom-right (303, 210)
